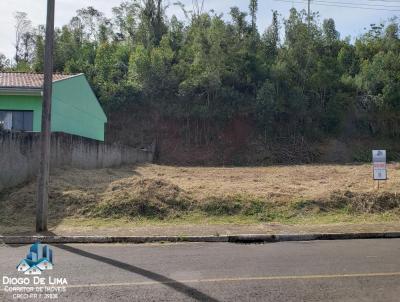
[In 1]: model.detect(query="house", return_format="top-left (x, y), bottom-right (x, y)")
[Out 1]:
top-left (17, 259), bottom-right (33, 273)
top-left (36, 259), bottom-right (53, 271)
top-left (0, 72), bottom-right (107, 141)
top-left (24, 265), bottom-right (42, 275)
top-left (16, 243), bottom-right (54, 275)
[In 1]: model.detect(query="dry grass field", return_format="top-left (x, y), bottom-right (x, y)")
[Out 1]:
top-left (134, 164), bottom-right (400, 201)
top-left (1, 163), bottom-right (400, 233)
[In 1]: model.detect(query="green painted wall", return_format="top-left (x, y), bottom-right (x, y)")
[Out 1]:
top-left (0, 95), bottom-right (42, 131)
top-left (0, 74), bottom-right (107, 141)
top-left (52, 75), bottom-right (107, 141)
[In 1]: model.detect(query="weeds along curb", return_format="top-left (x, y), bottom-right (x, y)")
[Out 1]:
top-left (1, 232), bottom-right (400, 245)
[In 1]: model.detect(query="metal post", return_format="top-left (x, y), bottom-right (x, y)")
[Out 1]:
top-left (36, 0), bottom-right (55, 233)
top-left (308, 0), bottom-right (311, 27)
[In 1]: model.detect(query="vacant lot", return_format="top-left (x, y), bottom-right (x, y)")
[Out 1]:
top-left (1, 164), bottom-right (400, 234)
top-left (135, 164), bottom-right (398, 200)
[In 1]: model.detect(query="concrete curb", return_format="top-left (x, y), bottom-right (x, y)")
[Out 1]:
top-left (1, 232), bottom-right (400, 245)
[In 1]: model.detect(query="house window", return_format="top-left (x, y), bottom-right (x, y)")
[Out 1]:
top-left (0, 110), bottom-right (33, 131)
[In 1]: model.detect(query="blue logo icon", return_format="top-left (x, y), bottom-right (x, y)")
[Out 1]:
top-left (16, 242), bottom-right (54, 275)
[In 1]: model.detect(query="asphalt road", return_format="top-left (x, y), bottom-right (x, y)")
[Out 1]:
top-left (0, 239), bottom-right (399, 301)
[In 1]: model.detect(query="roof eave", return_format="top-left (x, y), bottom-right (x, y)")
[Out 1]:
top-left (52, 73), bottom-right (84, 84)
top-left (0, 87), bottom-right (42, 96)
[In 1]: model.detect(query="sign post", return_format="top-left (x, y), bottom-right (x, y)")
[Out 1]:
top-left (372, 150), bottom-right (387, 189)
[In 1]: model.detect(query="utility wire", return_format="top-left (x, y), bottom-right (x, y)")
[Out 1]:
top-left (273, 0), bottom-right (400, 11)
top-left (309, 0), bottom-right (400, 8)
top-left (334, 0), bottom-right (400, 2)
top-left (366, 0), bottom-right (400, 2)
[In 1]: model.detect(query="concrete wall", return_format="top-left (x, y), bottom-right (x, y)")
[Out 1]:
top-left (0, 131), bottom-right (153, 191)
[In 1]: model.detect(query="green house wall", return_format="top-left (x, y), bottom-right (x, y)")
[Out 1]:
top-left (0, 74), bottom-right (107, 141)
top-left (52, 74), bottom-right (107, 141)
top-left (0, 95), bottom-right (42, 131)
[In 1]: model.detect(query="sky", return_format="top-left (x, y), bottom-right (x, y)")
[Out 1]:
top-left (0, 0), bottom-right (397, 59)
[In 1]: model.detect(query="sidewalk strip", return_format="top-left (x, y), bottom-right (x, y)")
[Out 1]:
top-left (1, 232), bottom-right (400, 244)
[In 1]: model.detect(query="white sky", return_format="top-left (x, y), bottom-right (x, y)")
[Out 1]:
top-left (0, 0), bottom-right (397, 59)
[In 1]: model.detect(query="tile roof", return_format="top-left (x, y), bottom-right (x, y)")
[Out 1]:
top-left (0, 72), bottom-right (78, 89)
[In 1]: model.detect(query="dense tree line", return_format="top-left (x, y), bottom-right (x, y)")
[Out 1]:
top-left (2, 0), bottom-right (400, 145)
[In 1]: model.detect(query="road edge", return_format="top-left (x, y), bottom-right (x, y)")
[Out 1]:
top-left (1, 232), bottom-right (400, 244)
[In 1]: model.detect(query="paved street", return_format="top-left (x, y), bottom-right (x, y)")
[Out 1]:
top-left (0, 239), bottom-right (399, 301)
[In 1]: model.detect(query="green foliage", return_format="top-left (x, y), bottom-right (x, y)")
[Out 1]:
top-left (6, 1), bottom-right (400, 142)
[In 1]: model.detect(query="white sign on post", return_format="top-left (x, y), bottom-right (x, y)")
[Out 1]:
top-left (372, 150), bottom-right (387, 180)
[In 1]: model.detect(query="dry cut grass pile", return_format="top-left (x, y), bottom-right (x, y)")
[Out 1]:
top-left (132, 164), bottom-right (400, 200)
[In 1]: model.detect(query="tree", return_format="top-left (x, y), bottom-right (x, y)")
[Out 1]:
top-left (249, 0), bottom-right (258, 34)
top-left (76, 6), bottom-right (105, 41)
top-left (230, 7), bottom-right (249, 40)
top-left (323, 18), bottom-right (339, 44)
top-left (0, 53), bottom-right (10, 71)
top-left (129, 36), bottom-right (174, 101)
top-left (32, 31), bottom-right (45, 72)
top-left (263, 10), bottom-right (279, 59)
top-left (112, 1), bottom-right (140, 41)
top-left (14, 12), bottom-right (32, 63)
top-left (138, 0), bottom-right (167, 48)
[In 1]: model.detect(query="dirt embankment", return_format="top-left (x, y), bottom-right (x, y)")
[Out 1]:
top-left (106, 109), bottom-right (400, 165)
top-left (1, 164), bottom-right (400, 225)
